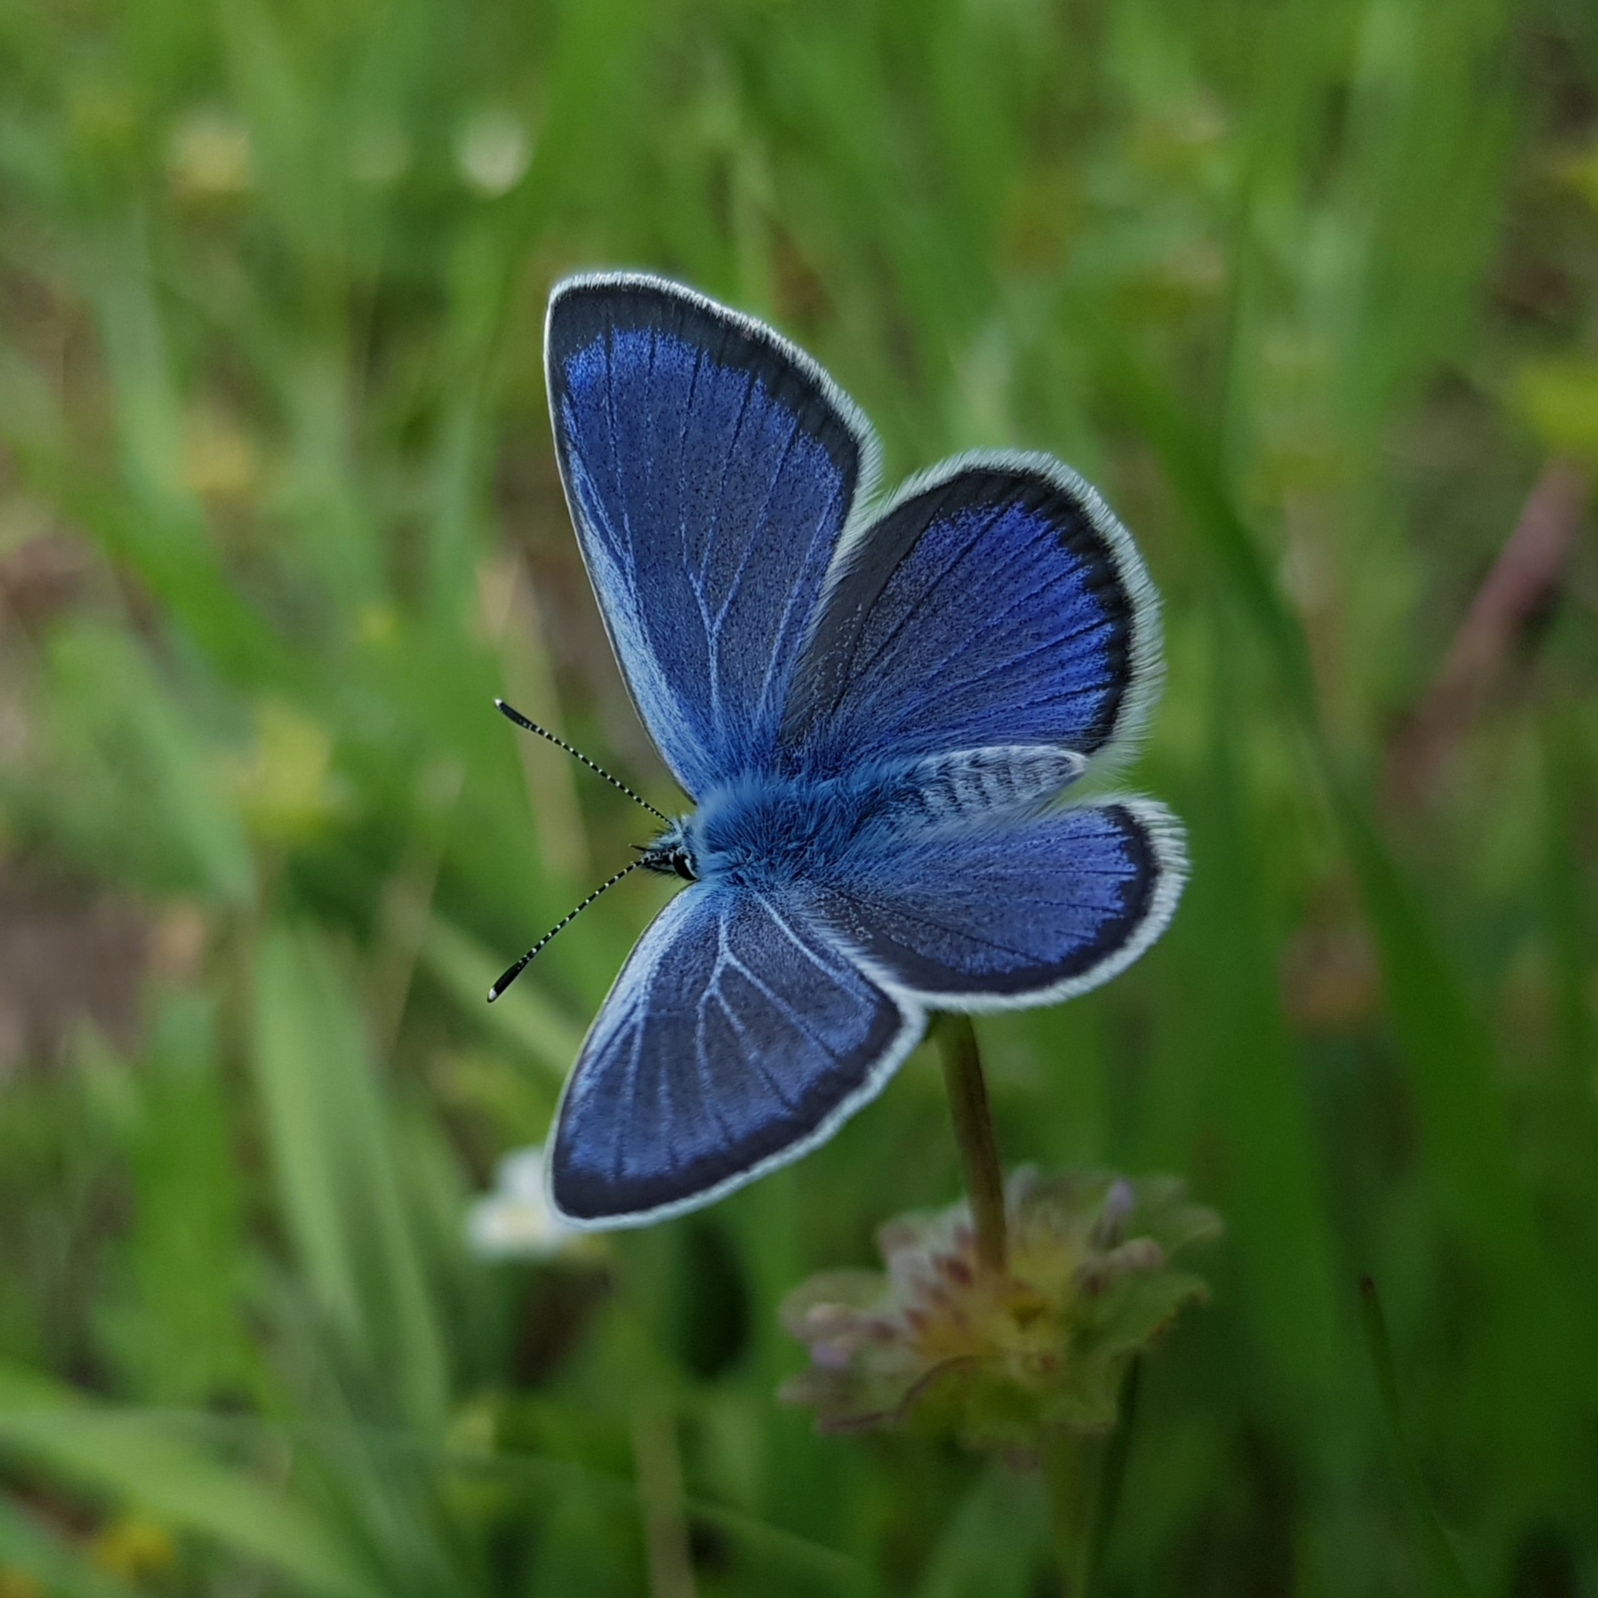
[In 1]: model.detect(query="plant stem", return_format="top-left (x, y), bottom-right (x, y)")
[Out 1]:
top-left (935, 1013), bottom-right (1007, 1273)
top-left (632, 1402), bottom-right (698, 1598)
top-left (1082, 1358), bottom-right (1141, 1588)
top-left (1042, 1427), bottom-right (1102, 1598)
top-left (1040, 1360), bottom-right (1144, 1597)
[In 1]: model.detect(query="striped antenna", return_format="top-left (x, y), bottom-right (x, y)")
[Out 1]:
top-left (488, 859), bottom-right (646, 1002)
top-left (495, 699), bottom-right (670, 823)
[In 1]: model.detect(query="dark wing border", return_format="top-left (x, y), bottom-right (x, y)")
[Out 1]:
top-left (835, 798), bottom-right (1189, 1013)
top-left (546, 273), bottom-right (880, 493)
top-left (785, 449), bottom-right (1163, 764)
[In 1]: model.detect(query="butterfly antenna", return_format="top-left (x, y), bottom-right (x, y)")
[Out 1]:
top-left (488, 858), bottom-right (647, 1002)
top-left (495, 699), bottom-right (671, 824)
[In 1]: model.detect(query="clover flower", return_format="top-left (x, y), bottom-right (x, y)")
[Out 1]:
top-left (780, 1168), bottom-right (1220, 1450)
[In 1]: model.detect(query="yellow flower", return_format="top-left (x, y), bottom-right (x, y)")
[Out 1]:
top-left (167, 108), bottom-right (252, 200)
top-left (219, 700), bottom-right (349, 845)
top-left (180, 407), bottom-right (261, 504)
top-left (91, 1515), bottom-right (176, 1583)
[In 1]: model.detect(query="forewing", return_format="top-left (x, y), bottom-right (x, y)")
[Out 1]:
top-left (782, 454), bottom-right (1157, 777)
top-left (549, 884), bottom-right (921, 1227)
top-left (815, 801), bottom-right (1187, 1009)
top-left (547, 274), bottom-right (874, 797)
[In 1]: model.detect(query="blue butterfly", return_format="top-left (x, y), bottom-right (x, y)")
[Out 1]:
top-left (501, 272), bottom-right (1186, 1229)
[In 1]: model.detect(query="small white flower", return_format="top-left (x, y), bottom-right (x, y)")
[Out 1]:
top-left (454, 108), bottom-right (531, 198)
top-left (465, 1145), bottom-right (575, 1260)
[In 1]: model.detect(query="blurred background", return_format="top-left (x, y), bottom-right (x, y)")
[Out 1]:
top-left (1, 0), bottom-right (1596, 1593)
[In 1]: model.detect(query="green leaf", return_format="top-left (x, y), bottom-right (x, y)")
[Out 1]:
top-left (1358, 1279), bottom-right (1476, 1598)
top-left (1091, 323), bottom-right (1560, 1340)
top-left (913, 1464), bottom-right (1046, 1598)
top-left (0, 1367), bottom-right (380, 1598)
top-left (0, 1493), bottom-right (143, 1598)
top-left (250, 925), bottom-right (449, 1431)
top-left (45, 623), bottom-right (254, 905)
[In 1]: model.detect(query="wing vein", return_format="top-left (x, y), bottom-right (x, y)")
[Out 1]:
top-left (600, 307), bottom-right (638, 588)
top-left (710, 988), bottom-right (797, 1113)
top-left (823, 882), bottom-right (1102, 970)
top-left (722, 951), bottom-right (839, 1056)
top-left (836, 489), bottom-right (1012, 699)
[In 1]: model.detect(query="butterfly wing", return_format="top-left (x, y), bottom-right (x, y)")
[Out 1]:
top-left (818, 798), bottom-right (1187, 1009)
top-left (781, 454), bottom-right (1157, 778)
top-left (548, 883), bottom-right (922, 1227)
top-left (547, 274), bottom-right (876, 798)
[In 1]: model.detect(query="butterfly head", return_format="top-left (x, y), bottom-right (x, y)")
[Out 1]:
top-left (636, 822), bottom-right (698, 882)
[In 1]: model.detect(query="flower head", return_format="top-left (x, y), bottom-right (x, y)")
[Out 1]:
top-left (455, 109), bottom-right (531, 198)
top-left (780, 1168), bottom-right (1220, 1449)
top-left (465, 1146), bottom-right (582, 1261)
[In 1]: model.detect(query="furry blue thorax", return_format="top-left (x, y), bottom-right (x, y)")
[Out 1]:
top-left (681, 765), bottom-right (916, 887)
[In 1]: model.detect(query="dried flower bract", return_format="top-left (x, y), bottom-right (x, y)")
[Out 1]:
top-left (780, 1168), bottom-right (1220, 1449)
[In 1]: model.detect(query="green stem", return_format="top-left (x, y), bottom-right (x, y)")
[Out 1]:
top-left (935, 1014), bottom-right (1007, 1273)
top-left (632, 1402), bottom-right (698, 1598)
top-left (1042, 1427), bottom-right (1102, 1598)
top-left (1088, 1358), bottom-right (1140, 1586)
top-left (612, 1242), bottom-right (698, 1598)
top-left (1041, 1360), bottom-right (1141, 1598)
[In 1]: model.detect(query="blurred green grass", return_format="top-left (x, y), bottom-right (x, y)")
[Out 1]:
top-left (1, 0), bottom-right (1597, 1593)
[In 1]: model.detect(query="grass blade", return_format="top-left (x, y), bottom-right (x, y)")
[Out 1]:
top-left (0, 1493), bottom-right (144, 1598)
top-left (251, 925), bottom-right (449, 1431)
top-left (0, 1367), bottom-right (379, 1598)
top-left (1357, 1278), bottom-right (1474, 1598)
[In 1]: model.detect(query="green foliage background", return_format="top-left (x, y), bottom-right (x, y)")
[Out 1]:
top-left (1, 0), bottom-right (1597, 1593)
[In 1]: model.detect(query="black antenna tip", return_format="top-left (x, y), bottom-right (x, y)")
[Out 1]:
top-left (488, 954), bottom-right (529, 1003)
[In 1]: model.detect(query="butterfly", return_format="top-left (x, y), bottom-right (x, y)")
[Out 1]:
top-left (501, 272), bottom-right (1186, 1230)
